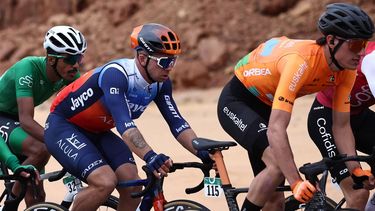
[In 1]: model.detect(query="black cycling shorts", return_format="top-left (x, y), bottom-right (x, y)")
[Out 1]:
top-left (308, 98), bottom-right (375, 184)
top-left (217, 76), bottom-right (271, 175)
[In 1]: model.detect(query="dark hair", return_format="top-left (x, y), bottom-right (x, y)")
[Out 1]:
top-left (316, 37), bottom-right (326, 46)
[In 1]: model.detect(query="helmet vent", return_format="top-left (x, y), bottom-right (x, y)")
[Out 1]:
top-left (58, 32), bottom-right (74, 48)
top-left (164, 43), bottom-right (171, 50)
top-left (66, 49), bottom-right (77, 54)
top-left (167, 32), bottom-right (176, 41)
top-left (172, 43), bottom-right (177, 50)
top-left (50, 36), bottom-right (65, 48)
top-left (149, 41), bottom-right (164, 50)
top-left (68, 32), bottom-right (83, 50)
top-left (161, 35), bottom-right (169, 42)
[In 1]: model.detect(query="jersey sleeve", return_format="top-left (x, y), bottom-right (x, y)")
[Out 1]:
top-left (14, 59), bottom-right (35, 98)
top-left (332, 70), bottom-right (356, 112)
top-left (153, 79), bottom-right (191, 138)
top-left (98, 64), bottom-right (135, 135)
top-left (361, 51), bottom-right (375, 97)
top-left (272, 54), bottom-right (310, 112)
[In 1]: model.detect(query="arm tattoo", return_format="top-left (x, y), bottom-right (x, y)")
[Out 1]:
top-left (127, 128), bottom-right (147, 149)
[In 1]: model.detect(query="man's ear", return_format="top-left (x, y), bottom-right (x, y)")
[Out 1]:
top-left (47, 56), bottom-right (57, 66)
top-left (327, 35), bottom-right (335, 46)
top-left (137, 52), bottom-right (148, 66)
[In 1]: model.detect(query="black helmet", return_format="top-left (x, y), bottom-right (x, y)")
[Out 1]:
top-left (130, 23), bottom-right (181, 55)
top-left (318, 3), bottom-right (374, 39)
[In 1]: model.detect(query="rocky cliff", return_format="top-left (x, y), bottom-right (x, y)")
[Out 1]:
top-left (0, 0), bottom-right (373, 89)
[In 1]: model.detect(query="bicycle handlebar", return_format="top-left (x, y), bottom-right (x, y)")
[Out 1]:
top-left (122, 162), bottom-right (212, 198)
top-left (169, 162), bottom-right (212, 194)
top-left (299, 147), bottom-right (375, 189)
top-left (0, 169), bottom-right (38, 204)
top-left (45, 169), bottom-right (67, 182)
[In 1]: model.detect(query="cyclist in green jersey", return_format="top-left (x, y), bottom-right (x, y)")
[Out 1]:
top-left (0, 25), bottom-right (87, 209)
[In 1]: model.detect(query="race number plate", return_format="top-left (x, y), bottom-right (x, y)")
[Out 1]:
top-left (63, 176), bottom-right (79, 195)
top-left (204, 177), bottom-right (223, 198)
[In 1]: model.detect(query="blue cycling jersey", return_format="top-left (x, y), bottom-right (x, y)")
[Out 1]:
top-left (51, 58), bottom-right (190, 137)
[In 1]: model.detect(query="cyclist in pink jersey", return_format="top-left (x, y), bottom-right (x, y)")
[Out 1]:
top-left (217, 3), bottom-right (374, 210)
top-left (308, 41), bottom-right (375, 210)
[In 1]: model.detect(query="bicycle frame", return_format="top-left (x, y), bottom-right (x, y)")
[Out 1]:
top-left (119, 163), bottom-right (211, 211)
top-left (192, 138), bottom-right (293, 211)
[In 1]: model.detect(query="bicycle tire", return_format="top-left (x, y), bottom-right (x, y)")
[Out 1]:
top-left (163, 199), bottom-right (210, 211)
top-left (24, 202), bottom-right (68, 211)
top-left (284, 195), bottom-right (337, 211)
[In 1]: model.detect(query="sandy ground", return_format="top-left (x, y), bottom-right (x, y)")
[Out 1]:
top-left (14, 88), bottom-right (360, 210)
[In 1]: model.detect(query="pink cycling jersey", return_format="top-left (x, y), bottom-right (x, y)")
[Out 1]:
top-left (317, 42), bottom-right (375, 114)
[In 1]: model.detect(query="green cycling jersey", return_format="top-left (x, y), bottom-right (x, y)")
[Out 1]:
top-left (0, 56), bottom-right (79, 115)
top-left (0, 56), bottom-right (79, 172)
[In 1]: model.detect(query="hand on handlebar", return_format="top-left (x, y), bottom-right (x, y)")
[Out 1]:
top-left (351, 167), bottom-right (375, 190)
top-left (13, 165), bottom-right (40, 184)
top-left (291, 180), bottom-right (316, 203)
top-left (144, 150), bottom-right (172, 178)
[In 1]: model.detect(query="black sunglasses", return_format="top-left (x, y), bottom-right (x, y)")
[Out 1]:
top-left (48, 54), bottom-right (83, 65)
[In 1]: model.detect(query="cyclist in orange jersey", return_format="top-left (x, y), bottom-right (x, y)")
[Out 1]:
top-left (217, 3), bottom-right (374, 211)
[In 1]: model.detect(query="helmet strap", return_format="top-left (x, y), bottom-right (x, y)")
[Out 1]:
top-left (136, 51), bottom-right (156, 83)
top-left (328, 39), bottom-right (345, 70)
top-left (51, 58), bottom-right (63, 79)
top-left (144, 57), bottom-right (156, 83)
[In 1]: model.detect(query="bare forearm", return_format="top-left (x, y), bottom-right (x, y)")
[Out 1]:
top-left (20, 119), bottom-right (44, 141)
top-left (332, 124), bottom-right (359, 171)
top-left (176, 129), bottom-right (198, 155)
top-left (268, 128), bottom-right (301, 185)
top-left (122, 128), bottom-right (153, 160)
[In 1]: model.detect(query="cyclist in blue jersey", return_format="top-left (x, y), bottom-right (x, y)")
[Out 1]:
top-left (0, 25), bottom-right (86, 209)
top-left (44, 23), bottom-right (212, 211)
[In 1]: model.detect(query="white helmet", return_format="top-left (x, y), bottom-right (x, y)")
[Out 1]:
top-left (43, 25), bottom-right (87, 55)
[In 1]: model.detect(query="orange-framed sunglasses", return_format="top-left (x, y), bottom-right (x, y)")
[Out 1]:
top-left (336, 38), bottom-right (368, 53)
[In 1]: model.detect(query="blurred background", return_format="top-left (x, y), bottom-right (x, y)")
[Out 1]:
top-left (0, 0), bottom-right (374, 90)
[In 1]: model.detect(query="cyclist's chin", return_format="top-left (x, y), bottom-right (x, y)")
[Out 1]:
top-left (62, 74), bottom-right (76, 81)
top-left (157, 75), bottom-right (169, 82)
top-left (343, 64), bottom-right (357, 70)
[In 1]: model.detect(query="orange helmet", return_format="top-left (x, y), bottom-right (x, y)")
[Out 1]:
top-left (130, 23), bottom-right (181, 55)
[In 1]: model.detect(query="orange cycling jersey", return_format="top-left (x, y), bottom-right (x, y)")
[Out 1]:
top-left (234, 36), bottom-right (356, 113)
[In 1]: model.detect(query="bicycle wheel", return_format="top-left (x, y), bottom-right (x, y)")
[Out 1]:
top-left (98, 194), bottom-right (118, 210)
top-left (24, 202), bottom-right (68, 211)
top-left (163, 199), bottom-right (210, 211)
top-left (284, 195), bottom-right (337, 211)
